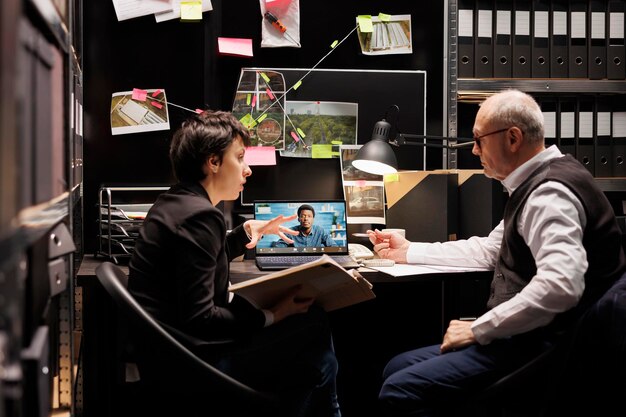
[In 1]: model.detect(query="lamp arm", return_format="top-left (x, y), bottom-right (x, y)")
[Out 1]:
top-left (394, 133), bottom-right (475, 149)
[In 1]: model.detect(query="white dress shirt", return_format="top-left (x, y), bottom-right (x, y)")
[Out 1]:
top-left (406, 146), bottom-right (588, 344)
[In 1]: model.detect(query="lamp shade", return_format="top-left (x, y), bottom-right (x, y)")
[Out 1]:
top-left (352, 118), bottom-right (398, 175)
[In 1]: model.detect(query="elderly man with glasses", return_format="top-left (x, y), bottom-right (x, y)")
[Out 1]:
top-left (368, 89), bottom-right (626, 417)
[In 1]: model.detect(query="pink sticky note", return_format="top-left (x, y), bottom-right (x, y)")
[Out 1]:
top-left (132, 88), bottom-right (148, 101)
top-left (195, 109), bottom-right (204, 114)
top-left (265, 88), bottom-right (275, 100)
top-left (355, 180), bottom-right (367, 187)
top-left (251, 94), bottom-right (257, 108)
top-left (290, 131), bottom-right (300, 142)
top-left (217, 37), bottom-right (253, 57)
top-left (151, 89), bottom-right (162, 97)
top-left (150, 101), bottom-right (163, 109)
top-left (244, 146), bottom-right (277, 166)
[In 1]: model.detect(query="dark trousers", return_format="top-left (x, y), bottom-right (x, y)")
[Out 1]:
top-left (379, 335), bottom-right (552, 417)
top-left (211, 305), bottom-right (341, 417)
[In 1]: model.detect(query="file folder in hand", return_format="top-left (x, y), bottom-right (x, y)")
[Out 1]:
top-left (589, 0), bottom-right (608, 80)
top-left (513, 0), bottom-right (532, 77)
top-left (608, 0), bottom-right (626, 80)
top-left (595, 98), bottom-right (613, 177)
top-left (494, 0), bottom-right (513, 78)
top-left (475, 0), bottom-right (494, 78)
top-left (569, 0), bottom-right (589, 78)
top-left (458, 0), bottom-right (476, 78)
top-left (559, 98), bottom-right (577, 157)
top-left (532, 0), bottom-right (551, 78)
top-left (551, 0), bottom-right (569, 78)
top-left (577, 99), bottom-right (595, 176)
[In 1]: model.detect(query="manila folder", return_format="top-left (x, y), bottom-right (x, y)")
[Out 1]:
top-left (228, 255), bottom-right (375, 312)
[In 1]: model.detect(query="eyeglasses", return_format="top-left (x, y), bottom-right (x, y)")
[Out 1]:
top-left (472, 127), bottom-right (512, 149)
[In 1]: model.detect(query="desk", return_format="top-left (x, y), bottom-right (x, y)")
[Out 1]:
top-left (77, 256), bottom-right (492, 417)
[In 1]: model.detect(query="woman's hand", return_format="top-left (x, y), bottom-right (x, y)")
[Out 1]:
top-left (366, 229), bottom-right (411, 263)
top-left (269, 285), bottom-right (314, 323)
top-left (244, 215), bottom-right (300, 249)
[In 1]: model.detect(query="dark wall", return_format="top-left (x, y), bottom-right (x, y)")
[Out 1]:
top-left (84, 0), bottom-right (445, 253)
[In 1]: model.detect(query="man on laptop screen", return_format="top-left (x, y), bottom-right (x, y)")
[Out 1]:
top-left (254, 200), bottom-right (359, 270)
top-left (271, 204), bottom-right (338, 248)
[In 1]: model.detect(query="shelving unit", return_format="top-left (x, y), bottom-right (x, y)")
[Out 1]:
top-left (96, 187), bottom-right (168, 264)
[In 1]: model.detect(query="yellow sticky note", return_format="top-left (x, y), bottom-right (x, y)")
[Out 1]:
top-left (331, 140), bottom-right (343, 145)
top-left (256, 113), bottom-right (267, 123)
top-left (331, 151), bottom-right (340, 157)
top-left (330, 40), bottom-right (339, 48)
top-left (296, 128), bottom-right (306, 138)
top-left (378, 13), bottom-right (391, 22)
top-left (384, 173), bottom-right (400, 183)
top-left (181, 1), bottom-right (203, 21)
top-left (358, 15), bottom-right (373, 33)
top-left (239, 113), bottom-right (257, 129)
top-left (292, 80), bottom-right (302, 90)
top-left (260, 72), bottom-right (270, 83)
top-left (246, 94), bottom-right (251, 105)
top-left (312, 144), bottom-right (333, 159)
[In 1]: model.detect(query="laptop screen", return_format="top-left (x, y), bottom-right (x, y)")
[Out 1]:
top-left (254, 200), bottom-right (348, 255)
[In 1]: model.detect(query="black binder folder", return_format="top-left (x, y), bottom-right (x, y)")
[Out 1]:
top-left (475, 0), bottom-right (494, 78)
top-left (458, 0), bottom-right (476, 78)
top-left (608, 0), bottom-right (626, 80)
top-left (595, 98), bottom-right (613, 177)
top-left (589, 0), bottom-right (608, 80)
top-left (494, 0), bottom-right (513, 77)
top-left (577, 99), bottom-right (595, 176)
top-left (540, 98), bottom-right (558, 148)
top-left (612, 98), bottom-right (626, 176)
top-left (513, 0), bottom-right (532, 77)
top-left (568, 0), bottom-right (589, 78)
top-left (531, 0), bottom-right (551, 77)
top-left (558, 98), bottom-right (577, 157)
top-left (551, 0), bottom-right (569, 78)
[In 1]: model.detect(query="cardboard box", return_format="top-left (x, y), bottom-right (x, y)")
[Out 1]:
top-left (456, 170), bottom-right (507, 239)
top-left (385, 171), bottom-right (458, 242)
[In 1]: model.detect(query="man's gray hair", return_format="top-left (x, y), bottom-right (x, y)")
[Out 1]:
top-left (480, 89), bottom-right (544, 145)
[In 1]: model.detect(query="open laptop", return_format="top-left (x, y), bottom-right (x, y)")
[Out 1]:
top-left (253, 200), bottom-right (360, 271)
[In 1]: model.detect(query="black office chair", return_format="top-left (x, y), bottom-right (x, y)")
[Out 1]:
top-left (468, 270), bottom-right (626, 417)
top-left (94, 261), bottom-right (279, 417)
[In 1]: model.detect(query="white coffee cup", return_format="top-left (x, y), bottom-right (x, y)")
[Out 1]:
top-left (381, 228), bottom-right (406, 238)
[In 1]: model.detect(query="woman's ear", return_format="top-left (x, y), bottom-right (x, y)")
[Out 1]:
top-left (206, 157), bottom-right (219, 174)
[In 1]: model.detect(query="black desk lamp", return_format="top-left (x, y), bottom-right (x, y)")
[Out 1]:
top-left (352, 117), bottom-right (475, 175)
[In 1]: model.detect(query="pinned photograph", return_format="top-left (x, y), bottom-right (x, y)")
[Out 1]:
top-left (356, 14), bottom-right (412, 56)
top-left (340, 145), bottom-right (385, 224)
top-left (280, 101), bottom-right (358, 158)
top-left (232, 69), bottom-right (286, 149)
top-left (110, 89), bottom-right (170, 135)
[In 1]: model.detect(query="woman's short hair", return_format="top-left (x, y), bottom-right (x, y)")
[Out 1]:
top-left (169, 110), bottom-right (251, 182)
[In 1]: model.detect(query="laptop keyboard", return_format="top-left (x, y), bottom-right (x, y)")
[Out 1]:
top-left (257, 255), bottom-right (358, 268)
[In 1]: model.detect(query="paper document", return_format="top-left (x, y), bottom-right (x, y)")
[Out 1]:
top-left (368, 263), bottom-right (492, 277)
top-left (112, 0), bottom-right (171, 21)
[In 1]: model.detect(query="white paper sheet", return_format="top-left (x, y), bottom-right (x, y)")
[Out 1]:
top-left (112, 0), bottom-right (171, 21)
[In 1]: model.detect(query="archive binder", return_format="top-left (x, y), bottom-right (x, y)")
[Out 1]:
top-left (494, 0), bottom-right (513, 77)
top-left (589, 0), bottom-right (608, 80)
top-left (513, 0), bottom-right (532, 77)
top-left (531, 0), bottom-right (551, 78)
top-left (595, 98), bottom-right (613, 177)
top-left (569, 0), bottom-right (589, 78)
top-left (608, 0), bottom-right (626, 80)
top-left (550, 0), bottom-right (569, 78)
top-left (558, 98), bottom-right (576, 157)
top-left (458, 0), bottom-right (476, 78)
top-left (577, 99), bottom-right (595, 176)
top-left (475, 0), bottom-right (494, 78)
top-left (612, 99), bottom-right (626, 176)
top-left (540, 98), bottom-right (558, 149)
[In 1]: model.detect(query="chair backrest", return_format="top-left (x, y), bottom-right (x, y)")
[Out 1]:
top-left (94, 261), bottom-right (276, 415)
